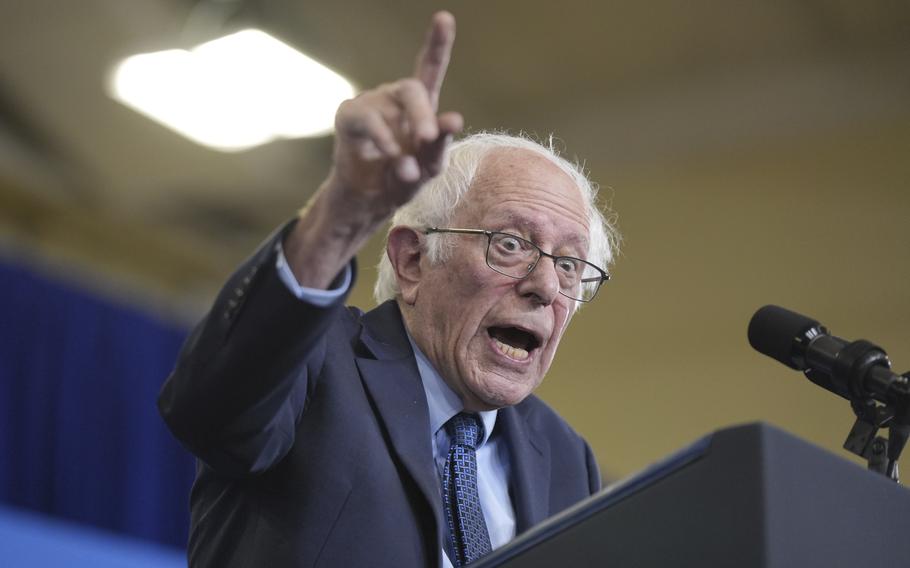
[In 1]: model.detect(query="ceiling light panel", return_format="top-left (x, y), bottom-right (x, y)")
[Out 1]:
top-left (109, 29), bottom-right (355, 151)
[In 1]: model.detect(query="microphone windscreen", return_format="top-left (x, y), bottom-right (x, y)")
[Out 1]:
top-left (747, 305), bottom-right (820, 370)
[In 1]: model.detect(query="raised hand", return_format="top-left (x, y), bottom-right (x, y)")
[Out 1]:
top-left (328, 11), bottom-right (463, 214)
top-left (284, 12), bottom-right (463, 289)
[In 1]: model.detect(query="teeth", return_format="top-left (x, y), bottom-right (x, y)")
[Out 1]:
top-left (493, 338), bottom-right (530, 360)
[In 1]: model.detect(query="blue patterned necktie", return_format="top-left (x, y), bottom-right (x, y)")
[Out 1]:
top-left (443, 412), bottom-right (493, 566)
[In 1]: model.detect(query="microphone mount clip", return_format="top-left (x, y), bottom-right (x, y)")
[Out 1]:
top-left (841, 371), bottom-right (910, 483)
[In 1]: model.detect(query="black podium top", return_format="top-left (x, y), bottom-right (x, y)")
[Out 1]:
top-left (473, 422), bottom-right (910, 568)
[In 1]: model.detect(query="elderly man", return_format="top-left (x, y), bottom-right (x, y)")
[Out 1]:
top-left (159, 11), bottom-right (618, 568)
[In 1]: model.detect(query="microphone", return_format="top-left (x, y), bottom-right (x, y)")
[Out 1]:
top-left (747, 305), bottom-right (907, 406)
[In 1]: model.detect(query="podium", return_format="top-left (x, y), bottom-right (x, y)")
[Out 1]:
top-left (473, 422), bottom-right (910, 567)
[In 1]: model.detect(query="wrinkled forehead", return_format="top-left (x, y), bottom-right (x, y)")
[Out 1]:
top-left (455, 148), bottom-right (590, 231)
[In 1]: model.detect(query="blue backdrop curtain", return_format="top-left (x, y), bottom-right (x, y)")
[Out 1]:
top-left (0, 258), bottom-right (195, 548)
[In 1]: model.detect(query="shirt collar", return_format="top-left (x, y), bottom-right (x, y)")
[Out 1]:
top-left (406, 331), bottom-right (497, 446)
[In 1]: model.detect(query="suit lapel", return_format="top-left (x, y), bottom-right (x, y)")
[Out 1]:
top-left (354, 302), bottom-right (445, 547)
top-left (354, 302), bottom-right (553, 543)
top-left (499, 405), bottom-right (551, 533)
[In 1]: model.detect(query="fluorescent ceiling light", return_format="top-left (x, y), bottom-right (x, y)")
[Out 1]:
top-left (109, 29), bottom-right (355, 152)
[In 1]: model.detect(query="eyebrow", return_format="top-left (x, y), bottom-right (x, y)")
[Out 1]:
top-left (494, 215), bottom-right (589, 255)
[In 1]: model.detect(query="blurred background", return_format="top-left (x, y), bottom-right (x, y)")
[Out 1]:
top-left (1, 0), bottom-right (909, 561)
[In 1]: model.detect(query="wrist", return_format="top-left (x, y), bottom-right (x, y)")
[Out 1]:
top-left (282, 179), bottom-right (388, 289)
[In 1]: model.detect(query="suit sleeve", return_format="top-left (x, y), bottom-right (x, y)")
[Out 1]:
top-left (157, 221), bottom-right (354, 477)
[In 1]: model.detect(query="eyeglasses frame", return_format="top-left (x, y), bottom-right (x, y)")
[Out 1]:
top-left (423, 227), bottom-right (610, 302)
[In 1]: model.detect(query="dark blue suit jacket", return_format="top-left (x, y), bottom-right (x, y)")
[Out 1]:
top-left (159, 226), bottom-right (601, 567)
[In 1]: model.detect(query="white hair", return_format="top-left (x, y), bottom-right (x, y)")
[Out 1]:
top-left (373, 132), bottom-right (620, 304)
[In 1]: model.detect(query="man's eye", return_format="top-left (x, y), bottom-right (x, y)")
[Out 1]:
top-left (498, 236), bottom-right (521, 252)
top-left (556, 258), bottom-right (579, 273)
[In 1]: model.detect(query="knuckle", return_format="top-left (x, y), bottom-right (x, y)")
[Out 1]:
top-left (336, 98), bottom-right (366, 124)
top-left (336, 98), bottom-right (354, 117)
top-left (339, 89), bottom-right (382, 113)
top-left (396, 77), bottom-right (424, 97)
top-left (337, 108), bottom-right (379, 139)
top-left (376, 82), bottom-right (401, 98)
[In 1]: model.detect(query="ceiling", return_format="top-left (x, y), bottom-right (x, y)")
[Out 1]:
top-left (2, 0), bottom-right (909, 477)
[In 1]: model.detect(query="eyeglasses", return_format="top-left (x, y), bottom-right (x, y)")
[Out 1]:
top-left (424, 228), bottom-right (610, 302)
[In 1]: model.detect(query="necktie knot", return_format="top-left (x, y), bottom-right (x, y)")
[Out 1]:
top-left (446, 413), bottom-right (483, 450)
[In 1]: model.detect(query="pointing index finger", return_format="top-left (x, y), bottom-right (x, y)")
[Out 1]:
top-left (413, 11), bottom-right (456, 110)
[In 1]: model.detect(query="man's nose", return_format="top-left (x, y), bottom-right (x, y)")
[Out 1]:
top-left (515, 258), bottom-right (561, 305)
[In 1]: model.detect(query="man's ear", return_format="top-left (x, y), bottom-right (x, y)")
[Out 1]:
top-left (387, 226), bottom-right (423, 305)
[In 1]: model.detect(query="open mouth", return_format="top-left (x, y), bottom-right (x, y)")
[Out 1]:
top-left (488, 326), bottom-right (541, 361)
